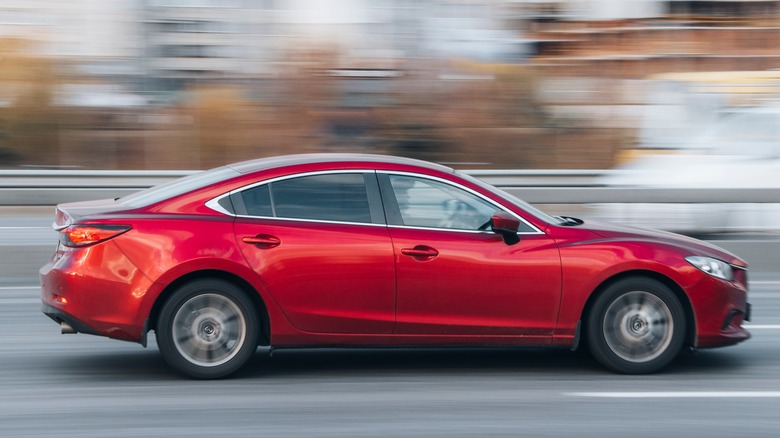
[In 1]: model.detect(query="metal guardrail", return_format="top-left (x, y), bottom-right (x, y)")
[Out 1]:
top-left (1, 169), bottom-right (779, 206)
top-left (0, 170), bottom-right (191, 205)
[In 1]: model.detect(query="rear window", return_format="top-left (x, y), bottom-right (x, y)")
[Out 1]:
top-left (120, 167), bottom-right (240, 208)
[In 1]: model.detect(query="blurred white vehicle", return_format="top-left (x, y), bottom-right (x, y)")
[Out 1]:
top-left (591, 106), bottom-right (780, 233)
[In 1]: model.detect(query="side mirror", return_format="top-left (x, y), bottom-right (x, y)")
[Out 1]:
top-left (491, 211), bottom-right (521, 245)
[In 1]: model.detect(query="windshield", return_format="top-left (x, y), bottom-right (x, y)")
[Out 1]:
top-left (454, 170), bottom-right (563, 225)
top-left (120, 166), bottom-right (240, 208)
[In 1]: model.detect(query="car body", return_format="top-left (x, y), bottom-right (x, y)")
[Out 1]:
top-left (40, 154), bottom-right (751, 378)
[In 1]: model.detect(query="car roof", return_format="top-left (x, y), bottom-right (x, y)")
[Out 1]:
top-left (225, 153), bottom-right (455, 175)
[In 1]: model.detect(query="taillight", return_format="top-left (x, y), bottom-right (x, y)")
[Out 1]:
top-left (59, 225), bottom-right (131, 247)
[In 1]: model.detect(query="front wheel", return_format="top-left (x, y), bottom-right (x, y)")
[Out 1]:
top-left (587, 277), bottom-right (686, 374)
top-left (156, 279), bottom-right (259, 379)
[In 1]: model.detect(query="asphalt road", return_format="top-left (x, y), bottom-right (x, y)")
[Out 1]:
top-left (3, 210), bottom-right (780, 437)
top-left (2, 283), bottom-right (780, 437)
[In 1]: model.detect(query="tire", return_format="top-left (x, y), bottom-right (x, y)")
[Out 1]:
top-left (156, 279), bottom-right (259, 379)
top-left (587, 277), bottom-right (686, 374)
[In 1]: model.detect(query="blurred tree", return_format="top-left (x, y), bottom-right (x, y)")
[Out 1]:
top-left (430, 62), bottom-right (618, 169)
top-left (370, 62), bottom-right (573, 167)
top-left (0, 38), bottom-right (62, 167)
top-left (186, 86), bottom-right (248, 167)
top-left (492, 66), bottom-right (553, 128)
top-left (367, 64), bottom-right (450, 161)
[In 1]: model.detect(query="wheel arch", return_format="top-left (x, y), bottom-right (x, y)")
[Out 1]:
top-left (148, 269), bottom-right (271, 346)
top-left (578, 270), bottom-right (696, 350)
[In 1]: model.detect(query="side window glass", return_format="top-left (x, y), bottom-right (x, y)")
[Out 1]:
top-left (389, 175), bottom-right (498, 231)
top-left (240, 173), bottom-right (373, 224)
top-left (240, 184), bottom-right (273, 217)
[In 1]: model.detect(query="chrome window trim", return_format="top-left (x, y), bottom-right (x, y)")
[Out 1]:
top-left (205, 197), bottom-right (231, 215)
top-left (232, 214), bottom-right (389, 228)
top-left (206, 168), bottom-right (545, 235)
top-left (238, 169), bottom-right (377, 194)
top-left (387, 224), bottom-right (522, 235)
top-left (378, 170), bottom-right (544, 235)
top-left (206, 170), bottom-right (378, 223)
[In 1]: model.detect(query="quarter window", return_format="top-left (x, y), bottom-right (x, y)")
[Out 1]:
top-left (239, 173), bottom-right (373, 223)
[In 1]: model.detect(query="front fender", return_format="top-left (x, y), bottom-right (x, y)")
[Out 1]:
top-left (554, 239), bottom-right (704, 339)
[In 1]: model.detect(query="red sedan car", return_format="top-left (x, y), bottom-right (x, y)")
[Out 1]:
top-left (40, 154), bottom-right (750, 378)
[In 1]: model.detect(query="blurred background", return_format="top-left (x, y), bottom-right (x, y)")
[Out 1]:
top-left (3, 0), bottom-right (779, 170)
top-left (1, 0), bottom-right (780, 231)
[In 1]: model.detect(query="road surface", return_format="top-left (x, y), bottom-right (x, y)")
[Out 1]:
top-left (2, 209), bottom-right (780, 437)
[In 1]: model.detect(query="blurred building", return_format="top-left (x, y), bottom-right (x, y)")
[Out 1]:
top-left (560, 0), bottom-right (664, 20)
top-left (142, 0), bottom-right (266, 92)
top-left (143, 0), bottom-right (529, 91)
top-left (0, 1), bottom-right (531, 93)
top-left (0, 0), bottom-right (779, 170)
top-left (0, 0), bottom-right (142, 73)
top-left (2, 1), bottom-right (779, 88)
top-left (0, 0), bottom-right (140, 59)
top-left (528, 0), bottom-right (780, 77)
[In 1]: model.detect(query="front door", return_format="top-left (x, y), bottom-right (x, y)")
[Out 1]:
top-left (381, 173), bottom-right (562, 338)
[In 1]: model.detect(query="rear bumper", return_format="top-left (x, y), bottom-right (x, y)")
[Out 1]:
top-left (39, 242), bottom-right (153, 344)
top-left (41, 303), bottom-right (102, 337)
top-left (41, 303), bottom-right (148, 346)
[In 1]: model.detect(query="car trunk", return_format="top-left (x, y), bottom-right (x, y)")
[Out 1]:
top-left (54, 198), bottom-right (129, 229)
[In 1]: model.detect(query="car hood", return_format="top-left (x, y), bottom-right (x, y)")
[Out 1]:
top-left (578, 220), bottom-right (747, 268)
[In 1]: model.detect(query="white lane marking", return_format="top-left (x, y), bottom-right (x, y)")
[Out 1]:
top-left (567, 391), bottom-right (780, 398)
top-left (0, 286), bottom-right (39, 290)
top-left (745, 325), bottom-right (780, 329)
top-left (0, 227), bottom-right (50, 229)
top-left (750, 281), bottom-right (780, 286)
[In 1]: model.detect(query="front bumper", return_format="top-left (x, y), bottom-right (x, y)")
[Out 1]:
top-left (688, 271), bottom-right (751, 348)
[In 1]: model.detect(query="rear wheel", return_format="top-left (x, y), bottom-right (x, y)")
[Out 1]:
top-left (587, 277), bottom-right (686, 374)
top-left (156, 279), bottom-right (259, 379)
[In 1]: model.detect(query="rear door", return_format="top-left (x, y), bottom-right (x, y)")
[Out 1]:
top-left (233, 171), bottom-right (396, 334)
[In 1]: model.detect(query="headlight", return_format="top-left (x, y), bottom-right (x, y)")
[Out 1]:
top-left (686, 256), bottom-right (733, 281)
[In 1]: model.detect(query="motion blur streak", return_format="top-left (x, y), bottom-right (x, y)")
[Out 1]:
top-left (0, 1), bottom-right (778, 176)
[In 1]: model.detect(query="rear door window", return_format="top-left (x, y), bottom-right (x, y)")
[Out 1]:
top-left (238, 173), bottom-right (380, 224)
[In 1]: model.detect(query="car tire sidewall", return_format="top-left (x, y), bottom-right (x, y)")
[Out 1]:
top-left (156, 279), bottom-right (259, 379)
top-left (587, 277), bottom-right (686, 374)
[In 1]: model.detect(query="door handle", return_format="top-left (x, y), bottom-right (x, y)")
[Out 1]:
top-left (242, 234), bottom-right (281, 248)
top-left (401, 245), bottom-right (438, 259)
